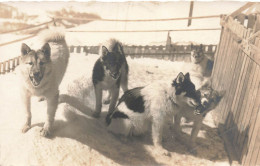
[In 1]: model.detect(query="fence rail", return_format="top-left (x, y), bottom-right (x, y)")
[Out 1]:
top-left (211, 11), bottom-right (260, 166)
top-left (70, 44), bottom-right (217, 62)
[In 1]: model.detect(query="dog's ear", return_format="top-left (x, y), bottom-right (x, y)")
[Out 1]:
top-left (41, 43), bottom-right (51, 60)
top-left (101, 46), bottom-right (109, 57)
top-left (21, 43), bottom-right (31, 56)
top-left (176, 72), bottom-right (185, 83)
top-left (216, 90), bottom-right (226, 103)
top-left (114, 43), bottom-right (124, 55)
top-left (184, 72), bottom-right (191, 81)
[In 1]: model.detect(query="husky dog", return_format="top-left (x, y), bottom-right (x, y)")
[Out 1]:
top-left (173, 83), bottom-right (225, 152)
top-left (191, 44), bottom-right (214, 77)
top-left (92, 39), bottom-right (129, 118)
top-left (106, 72), bottom-right (201, 154)
top-left (19, 28), bottom-right (69, 137)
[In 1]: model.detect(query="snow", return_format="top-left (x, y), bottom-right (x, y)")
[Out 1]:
top-left (0, 52), bottom-right (229, 166)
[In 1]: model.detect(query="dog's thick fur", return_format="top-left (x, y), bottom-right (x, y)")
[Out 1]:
top-left (92, 39), bottom-right (129, 118)
top-left (173, 83), bottom-right (225, 152)
top-left (106, 72), bottom-right (201, 154)
top-left (190, 44), bottom-right (214, 77)
top-left (19, 28), bottom-right (69, 137)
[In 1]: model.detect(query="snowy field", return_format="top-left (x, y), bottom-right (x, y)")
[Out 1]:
top-left (0, 52), bottom-right (229, 166)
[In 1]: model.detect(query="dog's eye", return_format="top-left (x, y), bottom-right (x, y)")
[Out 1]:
top-left (39, 61), bottom-right (44, 65)
top-left (27, 62), bottom-right (33, 65)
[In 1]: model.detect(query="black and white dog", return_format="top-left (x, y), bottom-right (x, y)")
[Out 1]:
top-left (106, 72), bottom-right (202, 155)
top-left (92, 39), bottom-right (129, 118)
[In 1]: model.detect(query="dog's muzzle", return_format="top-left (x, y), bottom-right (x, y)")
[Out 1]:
top-left (194, 104), bottom-right (206, 115)
top-left (29, 72), bottom-right (43, 87)
top-left (110, 72), bottom-right (120, 80)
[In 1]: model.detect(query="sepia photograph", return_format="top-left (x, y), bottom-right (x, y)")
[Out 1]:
top-left (0, 1), bottom-right (259, 166)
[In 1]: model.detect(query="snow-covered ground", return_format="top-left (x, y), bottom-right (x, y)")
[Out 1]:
top-left (0, 52), bottom-right (229, 166)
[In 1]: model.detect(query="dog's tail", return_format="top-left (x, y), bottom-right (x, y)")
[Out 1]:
top-left (38, 27), bottom-right (66, 43)
top-left (105, 39), bottom-right (125, 56)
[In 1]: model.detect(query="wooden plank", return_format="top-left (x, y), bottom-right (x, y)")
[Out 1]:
top-left (211, 27), bottom-right (224, 84)
top-left (247, 14), bottom-right (256, 29)
top-left (211, 29), bottom-right (229, 122)
top-left (213, 28), bottom-right (231, 91)
top-left (211, 28), bottom-right (227, 88)
top-left (225, 26), bottom-right (249, 129)
top-left (237, 61), bottom-right (257, 148)
top-left (219, 33), bottom-right (242, 124)
top-left (257, 145), bottom-right (260, 165)
top-left (243, 70), bottom-right (260, 165)
top-left (253, 15), bottom-right (260, 33)
top-left (229, 3), bottom-right (255, 19)
top-left (70, 46), bottom-right (74, 53)
top-left (249, 109), bottom-right (260, 166)
top-left (237, 34), bottom-right (259, 147)
top-left (217, 25), bottom-right (240, 122)
top-left (232, 29), bottom-right (252, 143)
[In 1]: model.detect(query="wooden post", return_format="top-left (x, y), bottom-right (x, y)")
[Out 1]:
top-left (7, 60), bottom-right (10, 73)
top-left (2, 62), bottom-right (6, 74)
top-left (0, 63), bottom-right (2, 74)
top-left (12, 58), bottom-right (15, 71)
top-left (187, 1), bottom-right (194, 26)
top-left (70, 46), bottom-right (74, 53)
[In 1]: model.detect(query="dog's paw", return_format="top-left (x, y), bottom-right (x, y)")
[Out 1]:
top-left (188, 147), bottom-right (198, 155)
top-left (21, 124), bottom-right (31, 133)
top-left (103, 99), bottom-right (110, 105)
top-left (187, 143), bottom-right (198, 155)
top-left (38, 97), bottom-right (45, 102)
top-left (155, 145), bottom-right (171, 157)
top-left (92, 112), bottom-right (101, 118)
top-left (40, 127), bottom-right (51, 137)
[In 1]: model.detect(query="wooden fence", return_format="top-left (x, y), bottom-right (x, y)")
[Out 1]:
top-left (0, 44), bottom-right (216, 75)
top-left (211, 13), bottom-right (260, 165)
top-left (0, 57), bottom-right (20, 75)
top-left (69, 44), bottom-right (217, 62)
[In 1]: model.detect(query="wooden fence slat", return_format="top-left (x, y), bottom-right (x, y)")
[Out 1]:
top-left (219, 29), bottom-right (242, 125)
top-left (236, 32), bottom-right (258, 147)
top-left (248, 107), bottom-right (260, 166)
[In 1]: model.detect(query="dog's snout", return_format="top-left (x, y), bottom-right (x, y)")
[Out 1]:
top-left (33, 72), bottom-right (40, 78)
top-left (203, 101), bottom-right (208, 106)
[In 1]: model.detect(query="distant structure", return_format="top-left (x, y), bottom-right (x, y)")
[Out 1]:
top-left (166, 31), bottom-right (172, 51)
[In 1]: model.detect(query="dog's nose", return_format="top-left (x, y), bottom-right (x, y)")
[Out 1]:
top-left (33, 72), bottom-right (40, 78)
top-left (203, 101), bottom-right (208, 106)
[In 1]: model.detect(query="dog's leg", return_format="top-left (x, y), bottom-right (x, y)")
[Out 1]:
top-left (93, 86), bottom-right (103, 118)
top-left (152, 115), bottom-right (170, 156)
top-left (188, 119), bottom-right (203, 154)
top-left (40, 93), bottom-right (58, 137)
top-left (21, 89), bottom-right (31, 133)
top-left (120, 64), bottom-right (128, 92)
top-left (103, 90), bottom-right (111, 105)
top-left (107, 88), bottom-right (119, 115)
top-left (173, 113), bottom-right (182, 134)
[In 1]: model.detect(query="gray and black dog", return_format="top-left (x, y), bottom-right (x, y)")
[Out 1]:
top-left (92, 39), bottom-right (129, 118)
